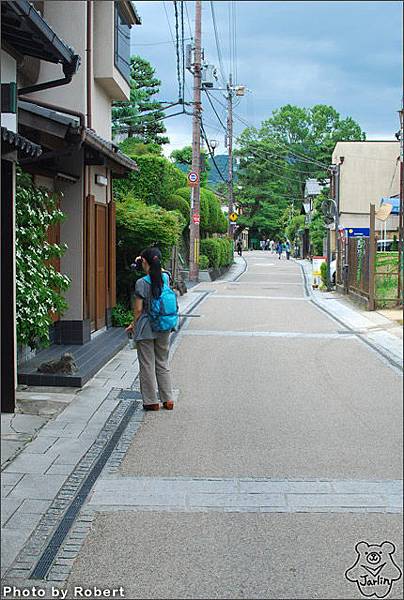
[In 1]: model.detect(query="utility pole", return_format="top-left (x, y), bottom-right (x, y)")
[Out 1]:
top-left (189, 0), bottom-right (202, 282)
top-left (398, 103), bottom-right (404, 305)
top-left (227, 73), bottom-right (234, 237)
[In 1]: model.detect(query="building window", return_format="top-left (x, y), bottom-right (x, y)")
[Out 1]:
top-left (114, 4), bottom-right (131, 82)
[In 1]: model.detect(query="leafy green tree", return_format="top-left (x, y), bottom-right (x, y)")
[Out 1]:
top-left (235, 104), bottom-right (365, 241)
top-left (170, 145), bottom-right (210, 186)
top-left (116, 194), bottom-right (183, 305)
top-left (114, 152), bottom-right (187, 206)
top-left (112, 56), bottom-right (169, 146)
top-left (309, 191), bottom-right (328, 255)
top-left (286, 215), bottom-right (306, 243)
top-left (16, 170), bottom-right (70, 348)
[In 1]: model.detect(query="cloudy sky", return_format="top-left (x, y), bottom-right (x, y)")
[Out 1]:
top-left (131, 1), bottom-right (402, 156)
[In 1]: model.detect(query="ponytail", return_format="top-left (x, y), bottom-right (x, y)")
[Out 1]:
top-left (141, 246), bottom-right (163, 298)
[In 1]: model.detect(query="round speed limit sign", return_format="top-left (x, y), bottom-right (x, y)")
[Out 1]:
top-left (188, 171), bottom-right (199, 187)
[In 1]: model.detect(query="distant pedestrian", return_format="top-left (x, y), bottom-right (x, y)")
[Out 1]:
top-left (125, 246), bottom-right (178, 411)
top-left (260, 240), bottom-right (266, 252)
top-left (285, 240), bottom-right (291, 260)
top-left (294, 243), bottom-right (300, 258)
top-left (265, 238), bottom-right (270, 251)
top-left (237, 239), bottom-right (243, 256)
top-left (270, 240), bottom-right (275, 253)
top-left (276, 241), bottom-right (283, 260)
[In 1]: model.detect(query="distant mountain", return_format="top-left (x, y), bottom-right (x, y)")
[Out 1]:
top-left (173, 154), bottom-right (237, 188)
top-left (207, 154), bottom-right (228, 186)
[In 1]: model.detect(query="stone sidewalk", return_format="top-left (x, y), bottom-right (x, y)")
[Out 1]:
top-left (299, 259), bottom-right (403, 371)
top-left (1, 259), bottom-right (247, 580)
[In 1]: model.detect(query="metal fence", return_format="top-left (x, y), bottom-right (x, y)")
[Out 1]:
top-left (337, 238), bottom-right (400, 309)
top-left (347, 237), bottom-right (371, 300)
top-left (375, 251), bottom-right (400, 308)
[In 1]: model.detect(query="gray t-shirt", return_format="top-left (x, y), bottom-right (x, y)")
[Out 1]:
top-left (134, 272), bottom-right (171, 341)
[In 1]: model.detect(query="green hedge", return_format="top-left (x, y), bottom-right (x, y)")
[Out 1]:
top-left (176, 187), bottom-right (227, 236)
top-left (159, 194), bottom-right (190, 225)
top-left (116, 194), bottom-right (183, 305)
top-left (200, 238), bottom-right (234, 269)
top-left (114, 154), bottom-right (187, 206)
top-left (198, 254), bottom-right (209, 270)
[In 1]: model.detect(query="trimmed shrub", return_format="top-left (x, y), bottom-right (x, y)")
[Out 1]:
top-left (114, 154), bottom-right (187, 206)
top-left (198, 254), bottom-right (209, 270)
top-left (200, 239), bottom-right (221, 269)
top-left (160, 194), bottom-right (190, 224)
top-left (111, 303), bottom-right (133, 327)
top-left (320, 261), bottom-right (328, 288)
top-left (200, 238), bottom-right (234, 269)
top-left (175, 187), bottom-right (226, 236)
top-left (116, 194), bottom-right (183, 305)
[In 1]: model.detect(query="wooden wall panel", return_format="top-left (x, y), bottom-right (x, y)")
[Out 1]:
top-left (86, 194), bottom-right (96, 330)
top-left (95, 204), bottom-right (107, 330)
top-left (108, 200), bottom-right (116, 308)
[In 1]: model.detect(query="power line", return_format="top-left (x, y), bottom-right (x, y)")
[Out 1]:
top-left (184, 0), bottom-right (193, 39)
top-left (209, 1), bottom-right (226, 85)
top-left (206, 92), bottom-right (332, 171)
top-left (130, 38), bottom-right (192, 47)
top-left (204, 89), bottom-right (227, 132)
top-left (181, 1), bottom-right (186, 106)
top-left (201, 119), bottom-right (228, 183)
top-left (173, 1), bottom-right (183, 101)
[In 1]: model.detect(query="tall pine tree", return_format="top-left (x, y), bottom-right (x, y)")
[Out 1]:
top-left (112, 56), bottom-right (169, 146)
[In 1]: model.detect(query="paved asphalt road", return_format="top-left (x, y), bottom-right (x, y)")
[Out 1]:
top-left (68, 252), bottom-right (403, 599)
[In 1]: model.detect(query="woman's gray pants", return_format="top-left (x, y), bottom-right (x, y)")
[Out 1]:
top-left (136, 334), bottom-right (173, 406)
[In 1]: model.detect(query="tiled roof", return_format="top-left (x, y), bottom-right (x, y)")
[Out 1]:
top-left (1, 127), bottom-right (42, 158)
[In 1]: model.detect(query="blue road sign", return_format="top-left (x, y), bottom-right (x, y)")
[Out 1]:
top-left (345, 228), bottom-right (370, 238)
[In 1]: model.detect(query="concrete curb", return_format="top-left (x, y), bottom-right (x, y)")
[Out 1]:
top-left (297, 259), bottom-right (403, 373)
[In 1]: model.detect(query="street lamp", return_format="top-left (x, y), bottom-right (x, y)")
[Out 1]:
top-left (209, 139), bottom-right (218, 155)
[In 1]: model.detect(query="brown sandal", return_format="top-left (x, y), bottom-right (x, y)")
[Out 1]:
top-left (143, 404), bottom-right (160, 411)
top-left (163, 401), bottom-right (174, 410)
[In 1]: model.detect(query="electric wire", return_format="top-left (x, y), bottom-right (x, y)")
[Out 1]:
top-left (210, 1), bottom-right (227, 85)
top-left (207, 92), bottom-right (332, 171)
top-left (201, 119), bottom-right (228, 183)
top-left (181, 1), bottom-right (186, 105)
top-left (184, 0), bottom-right (193, 40)
top-left (204, 89), bottom-right (227, 132)
top-left (173, 1), bottom-right (183, 101)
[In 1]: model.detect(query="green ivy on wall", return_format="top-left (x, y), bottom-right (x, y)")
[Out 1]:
top-left (16, 169), bottom-right (70, 349)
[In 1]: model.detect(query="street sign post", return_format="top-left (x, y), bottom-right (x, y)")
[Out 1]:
top-left (188, 171), bottom-right (199, 187)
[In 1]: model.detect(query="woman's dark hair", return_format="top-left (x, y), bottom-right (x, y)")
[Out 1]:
top-left (141, 246), bottom-right (163, 298)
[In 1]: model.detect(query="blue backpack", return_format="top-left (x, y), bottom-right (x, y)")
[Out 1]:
top-left (144, 273), bottom-right (179, 332)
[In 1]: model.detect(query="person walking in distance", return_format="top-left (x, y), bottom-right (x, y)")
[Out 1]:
top-left (276, 241), bottom-right (283, 260)
top-left (126, 247), bottom-right (177, 411)
top-left (285, 240), bottom-right (291, 260)
top-left (236, 238), bottom-right (243, 256)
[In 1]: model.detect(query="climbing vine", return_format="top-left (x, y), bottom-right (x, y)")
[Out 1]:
top-left (15, 169), bottom-right (70, 349)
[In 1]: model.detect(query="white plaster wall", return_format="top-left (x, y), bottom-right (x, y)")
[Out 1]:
top-left (29, 0), bottom-right (128, 140)
top-left (1, 49), bottom-right (16, 81)
top-left (92, 82), bottom-right (112, 140)
top-left (30, 1), bottom-right (87, 115)
top-left (1, 50), bottom-right (17, 131)
top-left (90, 165), bottom-right (109, 204)
top-left (57, 155), bottom-right (85, 321)
top-left (332, 142), bottom-right (400, 219)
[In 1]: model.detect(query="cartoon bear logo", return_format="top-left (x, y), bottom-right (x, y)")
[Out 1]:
top-left (345, 541), bottom-right (402, 598)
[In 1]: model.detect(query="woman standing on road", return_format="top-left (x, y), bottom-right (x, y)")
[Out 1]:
top-left (126, 246), bottom-right (175, 411)
top-left (276, 241), bottom-right (283, 260)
